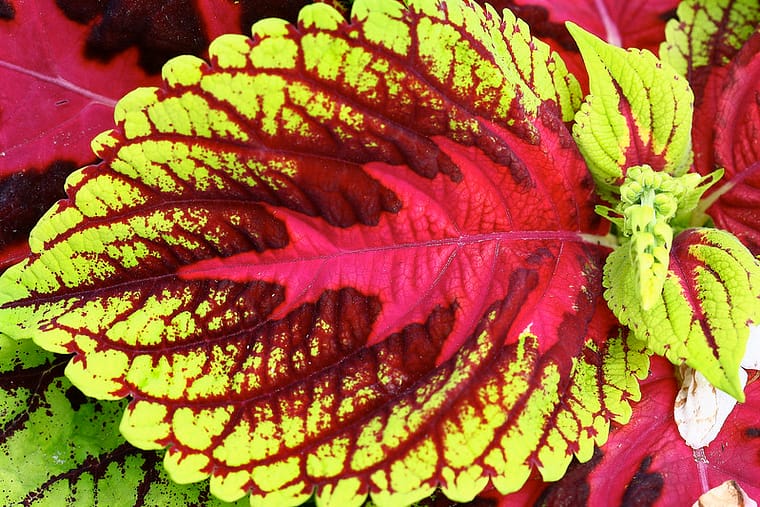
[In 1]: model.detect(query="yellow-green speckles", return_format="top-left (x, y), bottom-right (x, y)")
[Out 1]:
top-left (308, 437), bottom-right (350, 478)
top-left (354, 0), bottom-right (410, 56)
top-left (64, 343), bottom-right (129, 399)
top-left (317, 477), bottom-right (365, 507)
top-left (302, 33), bottom-right (351, 82)
top-left (164, 450), bottom-right (211, 484)
top-left (127, 352), bottom-right (206, 399)
top-left (417, 18), bottom-right (457, 84)
top-left (172, 406), bottom-right (233, 451)
top-left (91, 129), bottom-right (119, 156)
top-left (251, 16), bottom-right (291, 39)
top-left (250, 456), bottom-right (302, 493)
top-left (75, 173), bottom-right (148, 218)
top-left (250, 36), bottom-right (299, 70)
top-left (306, 386), bottom-right (336, 437)
top-left (213, 418), bottom-right (255, 467)
top-left (209, 469), bottom-right (251, 503)
top-left (299, 2), bottom-right (345, 31)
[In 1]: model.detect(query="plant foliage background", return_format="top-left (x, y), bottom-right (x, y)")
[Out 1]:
top-left (0, 0), bottom-right (759, 506)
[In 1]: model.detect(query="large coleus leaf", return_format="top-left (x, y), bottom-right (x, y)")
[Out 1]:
top-left (660, 0), bottom-right (760, 255)
top-left (0, 334), bottom-right (247, 506)
top-left (0, 0), bottom-right (649, 505)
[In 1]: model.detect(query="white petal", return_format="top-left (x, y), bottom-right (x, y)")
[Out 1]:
top-left (674, 365), bottom-right (747, 449)
top-left (741, 324), bottom-right (760, 370)
top-left (691, 480), bottom-right (757, 507)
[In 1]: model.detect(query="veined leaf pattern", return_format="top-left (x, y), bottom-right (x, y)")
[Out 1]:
top-left (604, 227), bottom-right (760, 399)
top-left (0, 335), bottom-right (247, 506)
top-left (0, 0), bottom-right (647, 505)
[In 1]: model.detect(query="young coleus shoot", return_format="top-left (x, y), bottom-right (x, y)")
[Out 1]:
top-left (568, 23), bottom-right (760, 401)
top-left (596, 164), bottom-right (722, 310)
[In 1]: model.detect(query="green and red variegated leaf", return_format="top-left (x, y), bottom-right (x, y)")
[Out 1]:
top-left (508, 356), bottom-right (760, 506)
top-left (660, 0), bottom-right (759, 104)
top-left (568, 24), bottom-right (694, 199)
top-left (478, 0), bottom-right (680, 93)
top-left (0, 335), bottom-right (246, 506)
top-left (0, 0), bottom-right (647, 504)
top-left (604, 227), bottom-right (760, 400)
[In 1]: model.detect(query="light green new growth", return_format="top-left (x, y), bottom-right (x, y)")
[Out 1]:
top-left (570, 10), bottom-right (760, 402)
top-left (597, 165), bottom-right (722, 310)
top-left (568, 23), bottom-right (694, 200)
top-left (604, 228), bottom-right (760, 400)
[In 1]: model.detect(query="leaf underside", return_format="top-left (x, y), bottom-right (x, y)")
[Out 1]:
top-left (0, 1), bottom-right (646, 505)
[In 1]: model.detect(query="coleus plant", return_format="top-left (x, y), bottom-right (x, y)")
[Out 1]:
top-left (0, 1), bottom-right (759, 506)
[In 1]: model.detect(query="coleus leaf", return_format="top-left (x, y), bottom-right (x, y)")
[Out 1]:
top-left (568, 22), bottom-right (694, 198)
top-left (701, 31), bottom-right (760, 255)
top-left (604, 227), bottom-right (760, 400)
top-left (660, 0), bottom-right (760, 255)
top-left (0, 0), bottom-right (647, 504)
top-left (513, 356), bottom-right (760, 505)
top-left (660, 0), bottom-right (759, 98)
top-left (0, 335), bottom-right (246, 506)
top-left (508, 0), bottom-right (680, 51)
top-left (478, 0), bottom-right (681, 93)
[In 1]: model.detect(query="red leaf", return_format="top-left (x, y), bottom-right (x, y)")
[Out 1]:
top-left (510, 0), bottom-right (678, 49)
top-left (704, 33), bottom-right (760, 254)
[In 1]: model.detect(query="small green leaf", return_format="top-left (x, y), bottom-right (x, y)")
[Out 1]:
top-left (568, 23), bottom-right (694, 199)
top-left (604, 228), bottom-right (760, 400)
